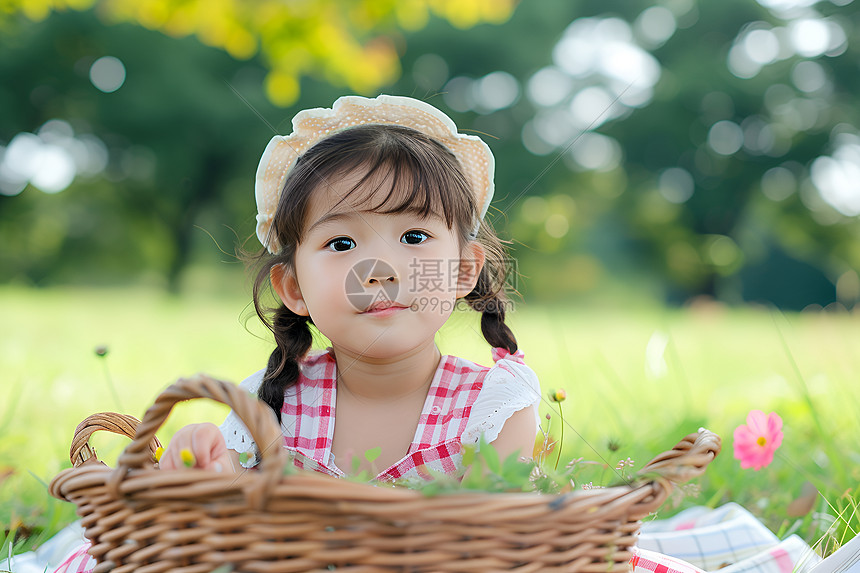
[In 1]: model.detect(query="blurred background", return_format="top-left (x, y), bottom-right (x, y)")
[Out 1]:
top-left (3, 1), bottom-right (860, 556)
top-left (2, 0), bottom-right (859, 310)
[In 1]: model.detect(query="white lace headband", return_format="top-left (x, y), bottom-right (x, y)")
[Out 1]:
top-left (255, 95), bottom-right (496, 254)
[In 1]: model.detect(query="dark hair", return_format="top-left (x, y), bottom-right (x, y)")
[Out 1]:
top-left (252, 124), bottom-right (517, 422)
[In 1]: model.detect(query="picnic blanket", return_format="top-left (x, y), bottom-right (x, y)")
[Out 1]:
top-left (631, 502), bottom-right (859, 573)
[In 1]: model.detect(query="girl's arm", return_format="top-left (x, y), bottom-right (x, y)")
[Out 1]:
top-left (489, 405), bottom-right (539, 461)
top-left (159, 422), bottom-right (240, 473)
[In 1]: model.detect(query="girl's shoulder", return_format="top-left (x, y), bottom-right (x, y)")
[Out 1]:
top-left (460, 348), bottom-right (542, 445)
top-left (423, 348), bottom-right (540, 398)
top-left (449, 347), bottom-right (540, 389)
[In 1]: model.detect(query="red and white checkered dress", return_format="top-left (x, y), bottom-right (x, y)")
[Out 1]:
top-left (220, 347), bottom-right (542, 483)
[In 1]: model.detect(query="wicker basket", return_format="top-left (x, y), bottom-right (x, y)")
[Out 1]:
top-left (51, 374), bottom-right (721, 573)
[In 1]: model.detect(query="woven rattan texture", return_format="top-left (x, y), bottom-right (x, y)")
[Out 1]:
top-left (51, 374), bottom-right (721, 573)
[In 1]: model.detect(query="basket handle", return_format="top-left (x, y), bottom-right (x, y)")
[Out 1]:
top-left (108, 374), bottom-right (289, 507)
top-left (69, 412), bottom-right (162, 468)
top-left (638, 428), bottom-right (722, 483)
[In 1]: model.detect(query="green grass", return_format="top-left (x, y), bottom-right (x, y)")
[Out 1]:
top-left (1, 286), bottom-right (858, 558)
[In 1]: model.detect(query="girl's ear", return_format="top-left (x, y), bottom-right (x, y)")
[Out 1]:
top-left (270, 264), bottom-right (310, 316)
top-left (456, 241), bottom-right (486, 298)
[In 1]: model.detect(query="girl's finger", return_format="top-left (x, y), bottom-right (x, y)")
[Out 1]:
top-left (160, 427), bottom-right (194, 470)
top-left (190, 424), bottom-right (222, 469)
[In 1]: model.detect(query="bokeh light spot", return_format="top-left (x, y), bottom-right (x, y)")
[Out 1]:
top-left (0, 143), bottom-right (29, 196)
top-left (0, 120), bottom-right (110, 195)
top-left (521, 121), bottom-right (556, 156)
top-left (442, 76), bottom-right (473, 112)
top-left (824, 20), bottom-right (848, 56)
top-left (89, 56), bottom-right (126, 93)
top-left (475, 71), bottom-right (519, 112)
top-left (810, 133), bottom-right (860, 216)
top-left (761, 166), bottom-right (797, 201)
top-left (569, 86), bottom-right (617, 129)
top-left (836, 270), bottom-right (860, 306)
top-left (521, 196), bottom-right (549, 224)
top-left (545, 213), bottom-right (570, 238)
top-left (789, 19), bottom-right (830, 57)
top-left (412, 53), bottom-right (449, 92)
top-left (264, 71), bottom-right (299, 107)
top-left (756, 0), bottom-right (818, 11)
top-left (532, 108), bottom-right (576, 147)
top-left (30, 145), bottom-right (76, 193)
top-left (744, 28), bottom-right (780, 65)
top-left (742, 116), bottom-right (771, 155)
top-left (635, 6), bottom-right (677, 47)
top-left (708, 120), bottom-right (744, 155)
top-left (659, 167), bottom-right (695, 203)
top-left (728, 43), bottom-right (761, 79)
top-left (527, 67), bottom-right (572, 108)
top-left (791, 60), bottom-right (826, 93)
top-left (706, 235), bottom-right (741, 269)
top-left (3, 133), bottom-right (41, 181)
top-left (567, 132), bottom-right (622, 171)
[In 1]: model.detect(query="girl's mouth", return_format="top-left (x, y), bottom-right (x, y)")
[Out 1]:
top-left (362, 301), bottom-right (409, 316)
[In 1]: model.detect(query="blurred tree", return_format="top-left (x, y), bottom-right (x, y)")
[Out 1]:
top-left (2, 0), bottom-right (859, 309)
top-left (0, 11), bottom-right (280, 289)
top-left (389, 0), bottom-right (860, 308)
top-left (0, 0), bottom-right (516, 290)
top-left (3, 0), bottom-right (516, 107)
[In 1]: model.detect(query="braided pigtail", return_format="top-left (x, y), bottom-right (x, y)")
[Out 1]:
top-left (257, 304), bottom-right (313, 424)
top-left (464, 267), bottom-right (518, 356)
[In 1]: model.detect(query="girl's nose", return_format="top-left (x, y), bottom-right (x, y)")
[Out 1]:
top-left (362, 259), bottom-right (398, 286)
top-left (366, 272), bottom-right (397, 285)
top-left (367, 275), bottom-right (396, 285)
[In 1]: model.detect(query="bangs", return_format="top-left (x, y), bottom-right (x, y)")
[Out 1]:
top-left (338, 156), bottom-right (468, 226)
top-left (310, 125), bottom-right (478, 235)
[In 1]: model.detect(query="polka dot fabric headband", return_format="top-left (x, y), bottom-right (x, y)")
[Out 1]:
top-left (255, 95), bottom-right (496, 254)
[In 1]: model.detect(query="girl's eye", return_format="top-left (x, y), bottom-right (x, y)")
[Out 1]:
top-left (401, 230), bottom-right (429, 245)
top-left (326, 237), bottom-right (355, 252)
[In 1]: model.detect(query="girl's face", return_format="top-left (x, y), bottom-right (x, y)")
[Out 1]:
top-left (272, 167), bottom-right (484, 360)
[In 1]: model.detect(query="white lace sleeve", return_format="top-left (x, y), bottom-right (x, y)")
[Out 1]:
top-left (461, 358), bottom-right (541, 445)
top-left (219, 369), bottom-right (265, 468)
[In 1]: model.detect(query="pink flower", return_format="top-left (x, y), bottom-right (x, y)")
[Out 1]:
top-left (733, 410), bottom-right (783, 470)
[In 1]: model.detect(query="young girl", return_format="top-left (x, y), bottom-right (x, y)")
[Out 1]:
top-left (157, 94), bottom-right (542, 482)
top-left (45, 95), bottom-right (541, 573)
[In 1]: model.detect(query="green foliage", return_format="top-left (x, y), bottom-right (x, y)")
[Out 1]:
top-left (2, 1), bottom-right (860, 306)
top-left (338, 446), bottom-right (384, 482)
top-left (391, 0), bottom-right (860, 308)
top-left (457, 436), bottom-right (533, 492)
top-left (2, 286), bottom-right (859, 558)
top-left (3, 0), bottom-right (516, 106)
top-left (363, 446), bottom-right (381, 463)
top-left (415, 437), bottom-right (533, 497)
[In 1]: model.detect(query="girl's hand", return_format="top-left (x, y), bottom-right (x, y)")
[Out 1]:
top-left (159, 423), bottom-right (238, 473)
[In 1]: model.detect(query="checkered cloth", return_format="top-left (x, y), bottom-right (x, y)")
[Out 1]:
top-left (631, 503), bottom-right (824, 573)
top-left (631, 547), bottom-right (708, 573)
top-left (51, 542), bottom-right (95, 573)
top-left (221, 347), bottom-right (540, 483)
